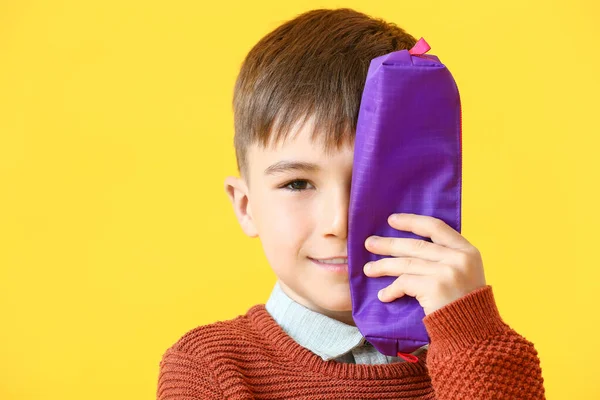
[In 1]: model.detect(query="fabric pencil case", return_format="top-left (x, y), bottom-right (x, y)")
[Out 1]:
top-left (348, 37), bottom-right (462, 361)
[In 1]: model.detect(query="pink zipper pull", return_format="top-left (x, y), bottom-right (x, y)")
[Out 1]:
top-left (397, 351), bottom-right (419, 363)
top-left (408, 37), bottom-right (431, 56)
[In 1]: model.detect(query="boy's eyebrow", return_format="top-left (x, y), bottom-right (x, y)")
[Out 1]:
top-left (264, 160), bottom-right (321, 176)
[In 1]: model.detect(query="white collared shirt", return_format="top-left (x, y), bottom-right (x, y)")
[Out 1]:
top-left (265, 280), bottom-right (429, 364)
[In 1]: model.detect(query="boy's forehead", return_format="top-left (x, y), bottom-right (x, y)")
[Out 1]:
top-left (250, 135), bottom-right (354, 163)
top-left (246, 115), bottom-right (355, 177)
top-left (248, 141), bottom-right (354, 181)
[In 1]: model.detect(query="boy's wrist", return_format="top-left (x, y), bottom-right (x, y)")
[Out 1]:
top-left (422, 285), bottom-right (510, 355)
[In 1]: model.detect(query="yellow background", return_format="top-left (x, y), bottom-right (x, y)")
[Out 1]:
top-left (1, 1), bottom-right (598, 399)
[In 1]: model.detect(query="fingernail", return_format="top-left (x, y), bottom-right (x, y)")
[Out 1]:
top-left (378, 289), bottom-right (385, 300)
top-left (364, 262), bottom-right (372, 272)
top-left (366, 236), bottom-right (377, 246)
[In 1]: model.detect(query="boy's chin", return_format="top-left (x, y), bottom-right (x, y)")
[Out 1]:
top-left (324, 283), bottom-right (352, 310)
top-left (314, 293), bottom-right (352, 312)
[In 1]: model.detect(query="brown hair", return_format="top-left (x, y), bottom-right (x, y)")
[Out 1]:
top-left (232, 8), bottom-right (417, 183)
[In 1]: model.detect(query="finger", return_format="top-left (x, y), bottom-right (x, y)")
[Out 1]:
top-left (364, 257), bottom-right (438, 277)
top-left (366, 236), bottom-right (454, 263)
top-left (388, 213), bottom-right (472, 251)
top-left (378, 274), bottom-right (425, 302)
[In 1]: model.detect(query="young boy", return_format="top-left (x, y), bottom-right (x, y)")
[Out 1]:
top-left (157, 8), bottom-right (546, 399)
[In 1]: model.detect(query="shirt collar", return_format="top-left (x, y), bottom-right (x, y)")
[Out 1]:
top-left (265, 280), bottom-right (366, 361)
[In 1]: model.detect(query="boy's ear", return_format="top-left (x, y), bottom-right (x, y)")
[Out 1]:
top-left (224, 176), bottom-right (258, 238)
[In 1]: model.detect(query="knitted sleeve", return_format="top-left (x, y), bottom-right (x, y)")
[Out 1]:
top-left (422, 285), bottom-right (546, 400)
top-left (156, 348), bottom-right (224, 399)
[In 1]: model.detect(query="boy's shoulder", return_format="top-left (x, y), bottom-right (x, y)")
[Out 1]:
top-left (163, 303), bottom-right (267, 362)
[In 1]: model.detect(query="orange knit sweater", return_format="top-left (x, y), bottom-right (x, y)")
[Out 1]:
top-left (157, 285), bottom-right (546, 399)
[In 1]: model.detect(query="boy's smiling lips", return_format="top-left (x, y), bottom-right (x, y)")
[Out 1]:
top-left (309, 256), bottom-right (348, 260)
top-left (308, 257), bottom-right (349, 273)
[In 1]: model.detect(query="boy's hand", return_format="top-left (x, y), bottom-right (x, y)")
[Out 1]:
top-left (363, 213), bottom-right (487, 316)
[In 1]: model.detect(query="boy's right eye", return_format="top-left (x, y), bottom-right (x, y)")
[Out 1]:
top-left (282, 179), bottom-right (312, 192)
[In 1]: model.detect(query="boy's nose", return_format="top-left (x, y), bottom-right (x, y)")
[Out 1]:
top-left (321, 188), bottom-right (349, 240)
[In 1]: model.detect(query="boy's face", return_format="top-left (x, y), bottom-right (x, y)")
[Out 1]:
top-left (225, 118), bottom-right (356, 325)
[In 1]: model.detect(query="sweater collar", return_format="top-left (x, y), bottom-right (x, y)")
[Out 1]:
top-left (249, 302), bottom-right (429, 380)
top-left (265, 280), bottom-right (368, 361)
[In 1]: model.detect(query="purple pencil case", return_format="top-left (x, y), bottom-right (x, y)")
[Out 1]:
top-left (348, 38), bottom-right (462, 361)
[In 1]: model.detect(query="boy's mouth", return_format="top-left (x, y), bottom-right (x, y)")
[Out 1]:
top-left (308, 257), bottom-right (348, 272)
